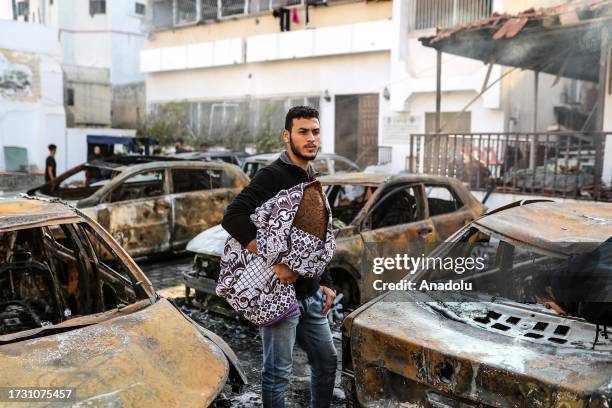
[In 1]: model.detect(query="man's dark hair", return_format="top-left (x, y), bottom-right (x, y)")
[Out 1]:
top-left (176, 138), bottom-right (184, 144)
top-left (48, 144), bottom-right (57, 151)
top-left (284, 106), bottom-right (319, 132)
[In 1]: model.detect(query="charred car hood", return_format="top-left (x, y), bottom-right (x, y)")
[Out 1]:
top-left (347, 291), bottom-right (612, 407)
top-left (0, 299), bottom-right (229, 407)
top-left (187, 224), bottom-right (228, 257)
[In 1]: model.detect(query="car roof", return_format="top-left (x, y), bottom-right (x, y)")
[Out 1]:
top-left (245, 152), bottom-right (345, 162)
top-left (0, 196), bottom-right (80, 231)
top-left (475, 201), bottom-right (612, 255)
top-left (318, 172), bottom-right (461, 186)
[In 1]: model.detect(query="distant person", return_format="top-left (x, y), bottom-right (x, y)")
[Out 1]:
top-left (199, 142), bottom-right (210, 152)
top-left (87, 145), bottom-right (104, 185)
top-left (175, 138), bottom-right (188, 153)
top-left (45, 144), bottom-right (57, 187)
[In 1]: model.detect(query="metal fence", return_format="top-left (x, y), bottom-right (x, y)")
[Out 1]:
top-left (378, 146), bottom-right (392, 165)
top-left (407, 0), bottom-right (493, 31)
top-left (407, 132), bottom-right (610, 201)
top-left (150, 0), bottom-right (320, 29)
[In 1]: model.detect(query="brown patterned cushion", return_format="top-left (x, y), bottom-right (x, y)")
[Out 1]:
top-left (293, 181), bottom-right (328, 240)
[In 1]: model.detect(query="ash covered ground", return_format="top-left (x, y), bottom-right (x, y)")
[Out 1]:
top-left (140, 256), bottom-right (347, 407)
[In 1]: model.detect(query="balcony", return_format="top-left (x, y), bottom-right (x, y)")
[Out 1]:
top-left (407, 132), bottom-right (611, 201)
top-left (149, 0), bottom-right (356, 30)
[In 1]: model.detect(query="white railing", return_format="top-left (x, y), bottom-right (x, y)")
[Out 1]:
top-left (151, 0), bottom-right (311, 29)
top-left (408, 0), bottom-right (492, 31)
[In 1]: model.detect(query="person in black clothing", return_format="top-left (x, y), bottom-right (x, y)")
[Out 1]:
top-left (45, 144), bottom-right (57, 187)
top-left (222, 106), bottom-right (337, 408)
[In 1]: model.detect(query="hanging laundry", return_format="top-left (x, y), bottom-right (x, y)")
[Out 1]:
top-left (291, 7), bottom-right (300, 24)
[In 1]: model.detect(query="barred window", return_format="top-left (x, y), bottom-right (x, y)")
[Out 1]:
top-left (408, 0), bottom-right (492, 31)
top-left (89, 0), bottom-right (106, 15)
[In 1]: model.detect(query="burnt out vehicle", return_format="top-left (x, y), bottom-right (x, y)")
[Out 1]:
top-left (242, 152), bottom-right (360, 178)
top-left (185, 173), bottom-right (485, 311)
top-left (342, 201), bottom-right (612, 407)
top-left (0, 197), bottom-right (246, 406)
top-left (28, 157), bottom-right (249, 259)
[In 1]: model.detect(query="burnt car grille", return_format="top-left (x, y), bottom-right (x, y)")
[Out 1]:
top-left (425, 301), bottom-right (612, 351)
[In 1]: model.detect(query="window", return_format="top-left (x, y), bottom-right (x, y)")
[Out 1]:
top-left (66, 88), bottom-right (74, 106)
top-left (89, 0), bottom-right (106, 15)
top-left (409, 0), bottom-right (492, 31)
top-left (175, 0), bottom-right (197, 25)
top-left (17, 1), bottom-right (29, 16)
top-left (426, 185), bottom-right (462, 216)
top-left (172, 168), bottom-right (234, 193)
top-left (368, 186), bottom-right (421, 229)
top-left (332, 158), bottom-right (359, 173)
top-left (135, 2), bottom-right (145, 15)
top-left (108, 170), bottom-right (165, 203)
top-left (327, 184), bottom-right (376, 226)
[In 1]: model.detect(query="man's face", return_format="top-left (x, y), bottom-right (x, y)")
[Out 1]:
top-left (49, 149), bottom-right (56, 156)
top-left (93, 146), bottom-right (101, 155)
top-left (284, 117), bottom-right (320, 161)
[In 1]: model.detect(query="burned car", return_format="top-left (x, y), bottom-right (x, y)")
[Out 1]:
top-left (28, 157), bottom-right (249, 259)
top-left (185, 173), bottom-right (485, 312)
top-left (0, 196), bottom-right (246, 406)
top-left (341, 200), bottom-right (612, 407)
top-left (242, 152), bottom-right (360, 178)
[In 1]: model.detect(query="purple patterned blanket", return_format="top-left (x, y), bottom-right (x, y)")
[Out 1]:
top-left (217, 181), bottom-right (336, 326)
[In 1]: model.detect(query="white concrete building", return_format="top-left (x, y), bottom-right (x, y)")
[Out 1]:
top-left (7, 0), bottom-right (147, 128)
top-left (0, 19), bottom-right (66, 174)
top-left (142, 0), bottom-right (393, 167)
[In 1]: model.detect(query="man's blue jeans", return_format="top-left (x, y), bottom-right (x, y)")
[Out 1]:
top-left (260, 288), bottom-right (337, 408)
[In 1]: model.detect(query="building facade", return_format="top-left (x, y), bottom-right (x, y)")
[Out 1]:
top-left (10, 0), bottom-right (146, 128)
top-left (0, 19), bottom-right (65, 174)
top-left (141, 0), bottom-right (597, 172)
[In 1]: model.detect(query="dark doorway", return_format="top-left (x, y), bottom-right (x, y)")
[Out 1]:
top-left (335, 94), bottom-right (379, 168)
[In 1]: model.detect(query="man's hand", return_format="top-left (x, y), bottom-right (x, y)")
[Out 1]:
top-left (273, 263), bottom-right (298, 284)
top-left (245, 240), bottom-right (258, 254)
top-left (320, 285), bottom-right (336, 316)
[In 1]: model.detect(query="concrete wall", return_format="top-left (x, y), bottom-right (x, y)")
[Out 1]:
top-left (64, 127), bottom-right (136, 171)
top-left (111, 81), bottom-right (145, 128)
top-left (144, 1), bottom-right (393, 154)
top-left (0, 19), bottom-right (66, 173)
top-left (63, 64), bottom-right (112, 127)
top-left (9, 0), bottom-right (145, 82)
top-left (146, 1), bottom-right (392, 48)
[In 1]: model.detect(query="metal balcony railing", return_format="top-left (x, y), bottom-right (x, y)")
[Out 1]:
top-left (151, 0), bottom-right (315, 29)
top-left (408, 0), bottom-right (493, 31)
top-left (407, 132), bottom-right (610, 201)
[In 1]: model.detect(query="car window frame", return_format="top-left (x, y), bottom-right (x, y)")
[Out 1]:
top-left (102, 167), bottom-right (170, 204)
top-left (360, 182), bottom-right (426, 232)
top-left (424, 183), bottom-right (466, 217)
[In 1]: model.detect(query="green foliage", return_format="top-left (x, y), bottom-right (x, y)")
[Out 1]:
top-left (255, 102), bottom-right (285, 153)
top-left (137, 102), bottom-right (195, 146)
top-left (255, 126), bottom-right (284, 153)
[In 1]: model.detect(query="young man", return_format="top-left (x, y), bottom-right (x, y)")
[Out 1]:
top-left (45, 144), bottom-right (57, 186)
top-left (222, 106), bottom-right (337, 408)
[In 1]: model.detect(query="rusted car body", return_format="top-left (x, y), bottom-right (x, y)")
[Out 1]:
top-left (241, 152), bottom-right (360, 178)
top-left (0, 197), bottom-right (246, 406)
top-left (342, 201), bottom-right (612, 407)
top-left (28, 158), bottom-right (249, 259)
top-left (185, 173), bottom-right (485, 309)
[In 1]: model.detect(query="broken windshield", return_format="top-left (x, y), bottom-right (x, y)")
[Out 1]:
top-left (0, 222), bottom-right (149, 341)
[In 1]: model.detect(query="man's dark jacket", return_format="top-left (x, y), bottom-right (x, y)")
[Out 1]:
top-left (221, 152), bottom-right (334, 299)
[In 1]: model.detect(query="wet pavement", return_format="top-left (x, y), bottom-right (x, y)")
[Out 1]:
top-left (137, 256), bottom-right (347, 407)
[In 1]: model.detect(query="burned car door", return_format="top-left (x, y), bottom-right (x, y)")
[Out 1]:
top-left (91, 168), bottom-right (172, 258)
top-left (170, 167), bottom-right (239, 249)
top-left (358, 183), bottom-right (437, 300)
top-left (425, 183), bottom-right (475, 244)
